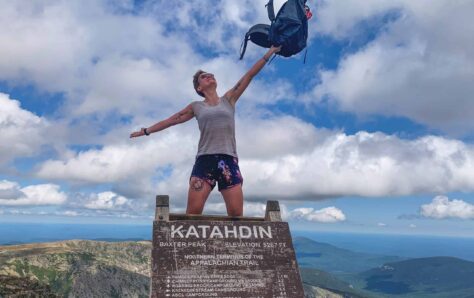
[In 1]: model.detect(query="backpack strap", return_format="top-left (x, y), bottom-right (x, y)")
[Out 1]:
top-left (265, 0), bottom-right (275, 22)
top-left (239, 32), bottom-right (250, 60)
top-left (268, 53), bottom-right (277, 64)
top-left (239, 24), bottom-right (271, 60)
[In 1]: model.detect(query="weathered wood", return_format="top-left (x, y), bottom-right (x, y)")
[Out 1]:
top-left (169, 213), bottom-right (265, 222)
top-left (155, 195), bottom-right (169, 221)
top-left (150, 196), bottom-right (304, 297)
top-left (265, 200), bottom-right (282, 222)
top-left (151, 220), bottom-right (304, 298)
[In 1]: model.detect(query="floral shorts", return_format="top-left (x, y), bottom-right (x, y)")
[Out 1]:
top-left (190, 154), bottom-right (243, 191)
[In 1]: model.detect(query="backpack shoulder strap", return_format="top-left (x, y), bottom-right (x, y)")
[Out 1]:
top-left (239, 24), bottom-right (271, 60)
top-left (239, 32), bottom-right (251, 60)
top-left (265, 0), bottom-right (275, 22)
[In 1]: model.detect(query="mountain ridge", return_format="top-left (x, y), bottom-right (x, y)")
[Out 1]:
top-left (294, 236), bottom-right (406, 274)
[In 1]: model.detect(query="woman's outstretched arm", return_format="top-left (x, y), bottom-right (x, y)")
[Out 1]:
top-left (130, 104), bottom-right (194, 138)
top-left (224, 45), bottom-right (281, 106)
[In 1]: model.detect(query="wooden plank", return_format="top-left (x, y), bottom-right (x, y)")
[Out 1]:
top-left (155, 195), bottom-right (169, 221)
top-left (169, 213), bottom-right (266, 222)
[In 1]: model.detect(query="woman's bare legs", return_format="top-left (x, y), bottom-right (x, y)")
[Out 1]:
top-left (186, 177), bottom-right (213, 214)
top-left (187, 178), bottom-right (243, 216)
top-left (221, 184), bottom-right (243, 217)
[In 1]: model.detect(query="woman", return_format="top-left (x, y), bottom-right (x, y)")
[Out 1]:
top-left (130, 46), bottom-right (281, 216)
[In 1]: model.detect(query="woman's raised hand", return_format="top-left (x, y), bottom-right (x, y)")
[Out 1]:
top-left (130, 129), bottom-right (145, 138)
top-left (270, 45), bottom-right (282, 53)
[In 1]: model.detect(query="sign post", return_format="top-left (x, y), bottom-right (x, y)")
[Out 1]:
top-left (151, 195), bottom-right (304, 298)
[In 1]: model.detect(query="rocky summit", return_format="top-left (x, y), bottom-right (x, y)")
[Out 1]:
top-left (0, 240), bottom-right (151, 297)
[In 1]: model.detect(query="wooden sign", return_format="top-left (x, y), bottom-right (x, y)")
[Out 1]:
top-left (150, 196), bottom-right (304, 298)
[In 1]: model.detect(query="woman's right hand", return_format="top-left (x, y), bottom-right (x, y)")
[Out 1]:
top-left (130, 129), bottom-right (144, 138)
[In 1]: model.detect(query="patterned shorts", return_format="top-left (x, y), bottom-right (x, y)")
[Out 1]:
top-left (190, 154), bottom-right (243, 191)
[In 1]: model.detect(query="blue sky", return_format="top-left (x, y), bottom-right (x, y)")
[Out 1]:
top-left (1, 0), bottom-right (474, 238)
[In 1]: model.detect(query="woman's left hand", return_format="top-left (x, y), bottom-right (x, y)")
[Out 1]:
top-left (270, 45), bottom-right (282, 53)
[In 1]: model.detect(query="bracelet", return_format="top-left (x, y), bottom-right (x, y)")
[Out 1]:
top-left (143, 128), bottom-right (150, 136)
top-left (263, 56), bottom-right (269, 62)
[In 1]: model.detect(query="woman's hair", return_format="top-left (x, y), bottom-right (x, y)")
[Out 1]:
top-left (193, 70), bottom-right (206, 97)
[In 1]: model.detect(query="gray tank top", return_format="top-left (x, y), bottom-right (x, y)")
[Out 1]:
top-left (191, 96), bottom-right (237, 158)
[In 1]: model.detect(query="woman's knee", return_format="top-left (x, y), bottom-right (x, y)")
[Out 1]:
top-left (186, 198), bottom-right (205, 214)
top-left (227, 207), bottom-right (243, 217)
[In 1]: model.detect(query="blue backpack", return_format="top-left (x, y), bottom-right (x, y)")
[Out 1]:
top-left (239, 0), bottom-right (309, 60)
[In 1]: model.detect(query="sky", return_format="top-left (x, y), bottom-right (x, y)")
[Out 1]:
top-left (1, 0), bottom-right (474, 237)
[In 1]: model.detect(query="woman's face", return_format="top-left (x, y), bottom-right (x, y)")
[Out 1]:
top-left (198, 72), bottom-right (217, 91)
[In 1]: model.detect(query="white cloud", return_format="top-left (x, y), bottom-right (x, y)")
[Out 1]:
top-left (420, 195), bottom-right (474, 220)
top-left (36, 127), bottom-right (197, 185)
top-left (59, 189), bottom-right (151, 215)
top-left (243, 202), bottom-right (269, 218)
top-left (378, 222), bottom-right (387, 227)
top-left (0, 1), bottom-right (187, 90)
top-left (409, 224), bottom-right (416, 228)
top-left (2, 208), bottom-right (148, 219)
top-left (145, 0), bottom-right (287, 55)
top-left (312, 0), bottom-right (474, 134)
top-left (0, 180), bottom-right (24, 199)
top-left (315, 0), bottom-right (404, 38)
top-left (61, 210), bottom-right (79, 217)
top-left (241, 129), bottom-right (474, 200)
top-left (0, 93), bottom-right (49, 166)
top-left (192, 201), bottom-right (344, 224)
top-left (203, 201), bottom-right (271, 218)
top-left (237, 116), bottom-right (327, 159)
top-left (0, 0), bottom-right (293, 120)
top-left (3, 0), bottom-right (474, 223)
top-left (84, 191), bottom-right (131, 210)
top-left (0, 2), bottom-right (89, 91)
top-left (288, 207), bottom-right (346, 223)
top-left (0, 1), bottom-right (192, 116)
top-left (0, 180), bottom-right (67, 206)
top-left (7, 209), bottom-right (31, 215)
top-left (35, 116), bottom-right (474, 207)
top-left (0, 0), bottom-right (296, 179)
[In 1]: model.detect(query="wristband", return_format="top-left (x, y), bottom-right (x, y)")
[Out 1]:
top-left (263, 56), bottom-right (269, 62)
top-left (143, 128), bottom-right (150, 136)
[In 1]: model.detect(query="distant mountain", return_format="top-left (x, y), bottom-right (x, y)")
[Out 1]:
top-left (300, 268), bottom-right (372, 298)
top-left (357, 256), bottom-right (474, 297)
top-left (293, 236), bottom-right (405, 274)
top-left (0, 240), bottom-right (151, 297)
top-left (294, 237), bottom-right (474, 297)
